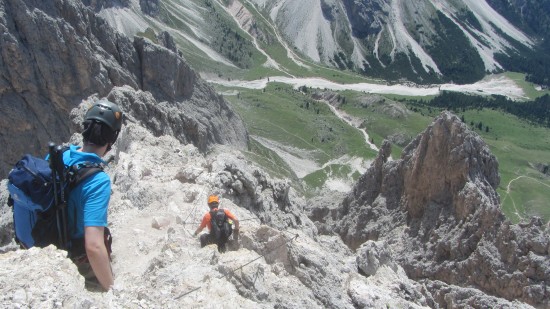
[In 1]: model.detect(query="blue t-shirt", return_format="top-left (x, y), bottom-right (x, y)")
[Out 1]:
top-left (63, 145), bottom-right (111, 239)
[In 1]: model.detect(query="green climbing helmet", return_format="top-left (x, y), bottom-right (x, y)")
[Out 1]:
top-left (85, 99), bottom-right (123, 132)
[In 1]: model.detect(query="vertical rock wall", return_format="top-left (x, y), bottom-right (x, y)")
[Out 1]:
top-left (0, 0), bottom-right (248, 175)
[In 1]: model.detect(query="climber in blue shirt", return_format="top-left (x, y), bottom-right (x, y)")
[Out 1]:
top-left (65, 99), bottom-right (123, 291)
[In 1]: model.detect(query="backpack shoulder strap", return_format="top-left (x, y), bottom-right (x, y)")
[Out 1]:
top-left (209, 209), bottom-right (217, 221)
top-left (67, 162), bottom-right (105, 189)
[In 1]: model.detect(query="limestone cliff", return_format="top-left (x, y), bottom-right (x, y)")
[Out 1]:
top-left (0, 106), bottom-right (542, 308)
top-left (0, 0), bottom-right (248, 175)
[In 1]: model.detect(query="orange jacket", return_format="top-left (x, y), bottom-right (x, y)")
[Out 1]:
top-left (198, 208), bottom-right (237, 231)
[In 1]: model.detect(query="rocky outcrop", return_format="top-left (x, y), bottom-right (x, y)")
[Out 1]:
top-left (532, 162), bottom-right (549, 176)
top-left (329, 111), bottom-right (549, 308)
top-left (139, 0), bottom-right (159, 17)
top-left (0, 0), bottom-right (247, 175)
top-left (342, 0), bottom-right (387, 39)
top-left (156, 30), bottom-right (178, 54)
top-left (69, 85), bottom-right (248, 154)
top-left (206, 148), bottom-right (315, 234)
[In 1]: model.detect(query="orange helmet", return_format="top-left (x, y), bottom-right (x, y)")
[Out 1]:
top-left (207, 195), bottom-right (219, 205)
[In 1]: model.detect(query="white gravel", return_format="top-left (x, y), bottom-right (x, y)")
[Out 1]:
top-left (207, 74), bottom-right (529, 100)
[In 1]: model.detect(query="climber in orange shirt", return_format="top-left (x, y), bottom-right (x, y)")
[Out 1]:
top-left (193, 195), bottom-right (239, 252)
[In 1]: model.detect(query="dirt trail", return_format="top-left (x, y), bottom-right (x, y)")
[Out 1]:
top-left (502, 175), bottom-right (550, 220)
top-left (321, 100), bottom-right (378, 151)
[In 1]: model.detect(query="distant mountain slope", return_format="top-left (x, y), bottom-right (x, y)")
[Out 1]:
top-left (486, 0), bottom-right (550, 38)
top-left (79, 0), bottom-right (543, 85)
top-left (485, 0), bottom-right (550, 86)
top-left (82, 0), bottom-right (550, 86)
top-left (249, 0), bottom-right (535, 84)
top-left (86, 0), bottom-right (266, 73)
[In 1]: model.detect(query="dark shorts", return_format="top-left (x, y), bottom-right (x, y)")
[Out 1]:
top-left (70, 228), bottom-right (113, 290)
top-left (200, 233), bottom-right (228, 253)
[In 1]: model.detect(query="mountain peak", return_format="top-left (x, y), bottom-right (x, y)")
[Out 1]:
top-left (401, 111), bottom-right (501, 219)
top-left (333, 111), bottom-right (548, 308)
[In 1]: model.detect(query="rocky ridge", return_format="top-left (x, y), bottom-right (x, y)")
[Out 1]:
top-left (2, 102), bottom-right (428, 308)
top-left (325, 112), bottom-right (550, 308)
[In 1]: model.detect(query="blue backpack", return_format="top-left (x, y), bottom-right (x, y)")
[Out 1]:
top-left (7, 144), bottom-right (103, 249)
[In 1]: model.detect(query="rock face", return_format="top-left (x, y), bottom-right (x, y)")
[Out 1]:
top-left (206, 148), bottom-right (314, 234)
top-left (0, 0), bottom-right (248, 175)
top-left (533, 162), bottom-right (549, 176)
top-left (331, 111), bottom-right (549, 308)
top-left (139, 0), bottom-right (159, 16)
top-left (156, 31), bottom-right (178, 54)
top-left (0, 246), bottom-right (91, 307)
top-left (342, 0), bottom-right (387, 39)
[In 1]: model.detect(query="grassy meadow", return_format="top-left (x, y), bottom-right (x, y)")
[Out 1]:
top-left (223, 83), bottom-right (377, 194)
top-left (459, 109), bottom-right (550, 222)
top-left (224, 83), bottom-right (550, 223)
